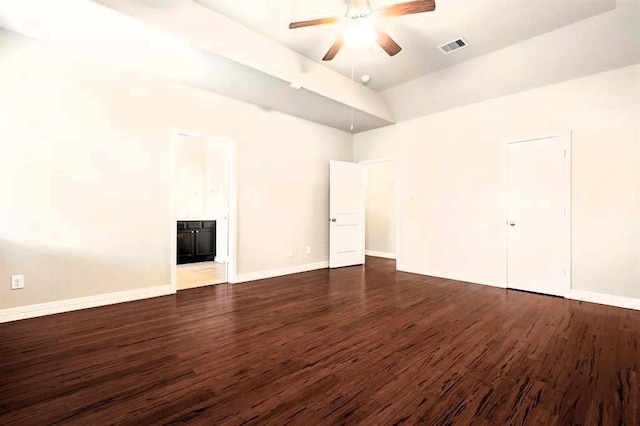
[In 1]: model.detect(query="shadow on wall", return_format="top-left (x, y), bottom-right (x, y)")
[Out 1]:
top-left (0, 239), bottom-right (168, 310)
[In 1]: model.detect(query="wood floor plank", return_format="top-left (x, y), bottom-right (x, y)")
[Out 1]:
top-left (1, 257), bottom-right (638, 424)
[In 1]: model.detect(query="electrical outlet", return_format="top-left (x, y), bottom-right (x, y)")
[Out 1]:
top-left (11, 275), bottom-right (24, 290)
top-left (287, 248), bottom-right (294, 257)
top-left (306, 247), bottom-right (311, 255)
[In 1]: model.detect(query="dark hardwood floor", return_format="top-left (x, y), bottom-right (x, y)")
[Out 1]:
top-left (1, 257), bottom-right (638, 425)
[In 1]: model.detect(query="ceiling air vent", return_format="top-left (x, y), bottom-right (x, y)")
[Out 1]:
top-left (438, 38), bottom-right (469, 55)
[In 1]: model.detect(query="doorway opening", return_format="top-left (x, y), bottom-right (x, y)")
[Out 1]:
top-left (171, 132), bottom-right (237, 291)
top-left (328, 158), bottom-right (399, 269)
top-left (361, 158), bottom-right (399, 261)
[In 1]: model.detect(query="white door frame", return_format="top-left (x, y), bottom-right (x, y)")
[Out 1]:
top-left (359, 157), bottom-right (400, 263)
top-left (504, 131), bottom-right (572, 296)
top-left (170, 129), bottom-right (238, 290)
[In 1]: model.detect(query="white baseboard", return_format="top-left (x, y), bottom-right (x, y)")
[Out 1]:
top-left (567, 290), bottom-right (640, 311)
top-left (214, 256), bottom-right (226, 264)
top-left (397, 264), bottom-right (640, 311)
top-left (365, 250), bottom-right (397, 260)
top-left (0, 285), bottom-right (175, 323)
top-left (396, 264), bottom-right (506, 289)
top-left (232, 261), bottom-right (329, 284)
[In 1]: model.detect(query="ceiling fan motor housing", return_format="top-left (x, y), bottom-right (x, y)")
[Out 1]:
top-left (346, 0), bottom-right (373, 19)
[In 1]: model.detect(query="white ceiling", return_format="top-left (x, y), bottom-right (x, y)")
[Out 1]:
top-left (194, 0), bottom-right (616, 90)
top-left (0, 0), bottom-right (394, 132)
top-left (383, 0), bottom-right (640, 121)
top-left (1, 0), bottom-right (631, 133)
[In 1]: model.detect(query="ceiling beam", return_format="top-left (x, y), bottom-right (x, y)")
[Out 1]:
top-left (0, 0), bottom-right (396, 131)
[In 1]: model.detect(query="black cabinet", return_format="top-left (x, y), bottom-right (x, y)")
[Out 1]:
top-left (177, 221), bottom-right (216, 264)
top-left (177, 227), bottom-right (195, 263)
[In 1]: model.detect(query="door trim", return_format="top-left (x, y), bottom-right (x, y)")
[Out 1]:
top-left (170, 129), bottom-right (238, 289)
top-left (504, 131), bottom-right (572, 296)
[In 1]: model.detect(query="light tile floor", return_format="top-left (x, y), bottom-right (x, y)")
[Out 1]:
top-left (176, 261), bottom-right (227, 290)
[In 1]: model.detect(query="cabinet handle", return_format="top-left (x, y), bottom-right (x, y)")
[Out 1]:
top-left (195, 230), bottom-right (199, 233)
top-left (191, 230), bottom-right (195, 234)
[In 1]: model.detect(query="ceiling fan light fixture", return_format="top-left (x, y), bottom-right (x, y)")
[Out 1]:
top-left (289, 0), bottom-right (436, 60)
top-left (343, 18), bottom-right (376, 49)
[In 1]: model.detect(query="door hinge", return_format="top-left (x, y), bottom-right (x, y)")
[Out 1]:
top-left (563, 149), bottom-right (567, 158)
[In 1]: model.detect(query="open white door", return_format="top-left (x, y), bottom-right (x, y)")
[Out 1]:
top-left (330, 160), bottom-right (365, 268)
top-left (507, 135), bottom-right (571, 296)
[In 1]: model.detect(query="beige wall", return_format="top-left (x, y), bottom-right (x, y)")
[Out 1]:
top-left (364, 162), bottom-right (397, 255)
top-left (355, 64), bottom-right (640, 300)
top-left (0, 31), bottom-right (352, 310)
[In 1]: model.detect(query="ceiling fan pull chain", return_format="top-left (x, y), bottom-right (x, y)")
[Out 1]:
top-left (350, 59), bottom-right (354, 131)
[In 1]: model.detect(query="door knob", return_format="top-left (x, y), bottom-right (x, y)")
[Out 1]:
top-left (510, 222), bottom-right (516, 226)
top-left (330, 218), bottom-right (337, 223)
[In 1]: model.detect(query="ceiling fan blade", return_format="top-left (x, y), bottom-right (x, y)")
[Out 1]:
top-left (378, 0), bottom-right (436, 18)
top-left (322, 37), bottom-right (344, 61)
top-left (377, 30), bottom-right (402, 56)
top-left (289, 17), bottom-right (340, 29)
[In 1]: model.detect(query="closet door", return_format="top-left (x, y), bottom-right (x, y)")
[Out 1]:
top-left (507, 135), bottom-right (571, 296)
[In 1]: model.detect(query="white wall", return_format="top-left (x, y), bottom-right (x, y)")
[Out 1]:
top-left (364, 161), bottom-right (397, 256)
top-left (177, 137), bottom-right (207, 220)
top-left (204, 141), bottom-right (229, 262)
top-left (0, 31), bottom-right (352, 310)
top-left (176, 136), bottom-right (227, 221)
top-left (355, 64), bottom-right (640, 300)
